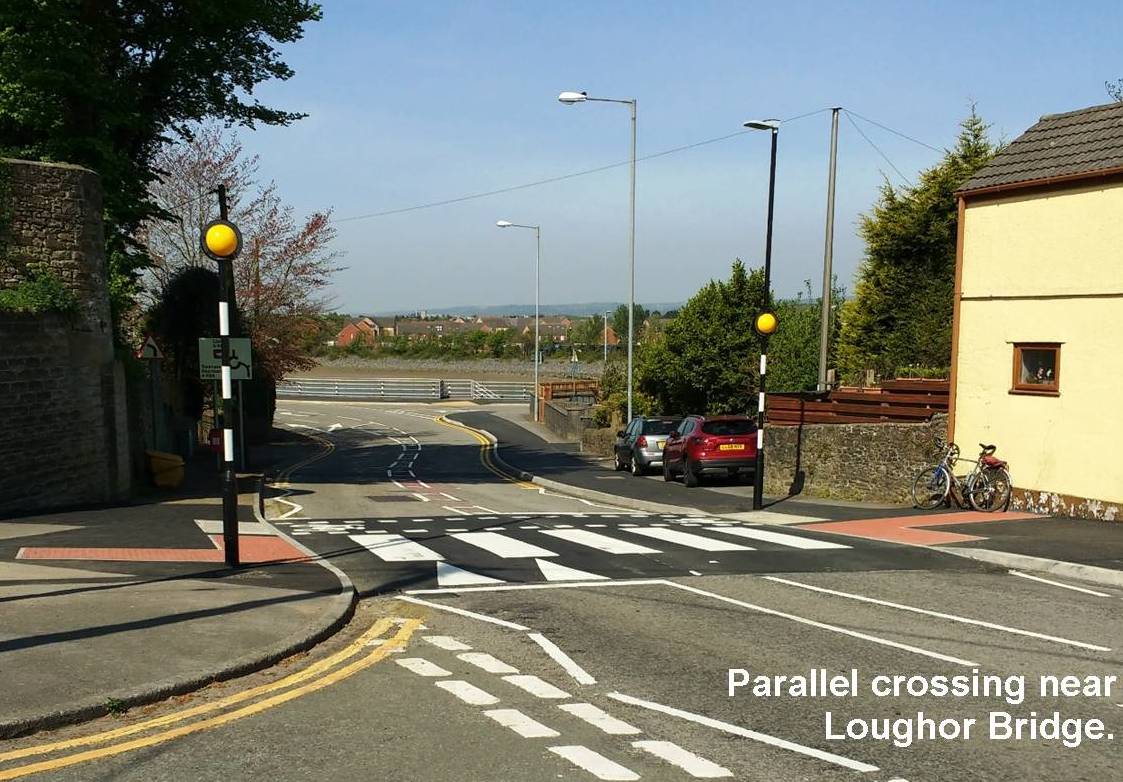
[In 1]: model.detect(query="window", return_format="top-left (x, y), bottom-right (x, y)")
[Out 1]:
top-left (643, 419), bottom-right (679, 436)
top-left (701, 419), bottom-right (756, 436)
top-left (1011, 343), bottom-right (1060, 395)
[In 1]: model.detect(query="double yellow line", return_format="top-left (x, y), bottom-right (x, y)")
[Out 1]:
top-left (273, 429), bottom-right (335, 490)
top-left (434, 415), bottom-right (537, 490)
top-left (0, 617), bottom-right (421, 780)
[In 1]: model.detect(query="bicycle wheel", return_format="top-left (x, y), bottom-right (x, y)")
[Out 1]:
top-left (912, 465), bottom-right (950, 510)
top-left (968, 468), bottom-right (1011, 512)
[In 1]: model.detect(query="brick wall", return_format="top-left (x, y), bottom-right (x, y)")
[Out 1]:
top-left (0, 159), bottom-right (130, 514)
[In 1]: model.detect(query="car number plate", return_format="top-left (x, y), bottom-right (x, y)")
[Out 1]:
top-left (719, 443), bottom-right (745, 451)
top-left (657, 441), bottom-right (665, 450)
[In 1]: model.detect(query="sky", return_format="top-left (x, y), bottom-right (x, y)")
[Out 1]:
top-left (239, 0), bottom-right (1122, 315)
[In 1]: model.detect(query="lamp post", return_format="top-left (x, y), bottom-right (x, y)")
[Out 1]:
top-left (604, 310), bottom-right (610, 363)
top-left (497, 220), bottom-right (541, 420)
top-left (818, 107), bottom-right (842, 390)
top-left (743, 119), bottom-right (780, 511)
top-left (559, 90), bottom-right (637, 422)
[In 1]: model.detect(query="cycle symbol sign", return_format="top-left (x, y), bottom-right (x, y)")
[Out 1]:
top-left (197, 337), bottom-right (254, 380)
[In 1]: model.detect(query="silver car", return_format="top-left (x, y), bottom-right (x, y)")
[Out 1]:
top-left (613, 417), bottom-right (682, 476)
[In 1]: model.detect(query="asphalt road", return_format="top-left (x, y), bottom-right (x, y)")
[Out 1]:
top-left (7, 399), bottom-right (1119, 782)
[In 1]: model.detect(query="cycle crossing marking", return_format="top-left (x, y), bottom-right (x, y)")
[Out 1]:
top-left (350, 533), bottom-right (443, 562)
top-left (536, 559), bottom-right (609, 582)
top-left (436, 562), bottom-right (503, 587)
top-left (632, 740), bottom-right (732, 778)
top-left (558, 703), bottom-right (640, 735)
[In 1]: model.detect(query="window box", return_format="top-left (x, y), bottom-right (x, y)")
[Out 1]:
top-left (1010, 343), bottom-right (1060, 396)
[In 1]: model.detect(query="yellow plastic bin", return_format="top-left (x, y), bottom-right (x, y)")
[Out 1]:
top-left (146, 450), bottom-right (185, 489)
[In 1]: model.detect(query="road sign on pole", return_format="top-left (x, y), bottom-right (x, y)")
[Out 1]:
top-left (136, 335), bottom-right (164, 360)
top-left (198, 337), bottom-right (253, 380)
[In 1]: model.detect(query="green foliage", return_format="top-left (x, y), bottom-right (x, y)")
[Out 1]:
top-left (636, 260), bottom-right (770, 415)
top-left (895, 365), bottom-right (949, 379)
top-left (612, 303), bottom-right (649, 348)
top-left (0, 1), bottom-right (323, 337)
top-left (766, 280), bottom-right (845, 393)
top-left (837, 110), bottom-right (1000, 380)
top-left (0, 268), bottom-right (78, 314)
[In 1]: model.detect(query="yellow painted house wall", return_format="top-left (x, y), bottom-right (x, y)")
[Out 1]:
top-left (953, 182), bottom-right (1123, 510)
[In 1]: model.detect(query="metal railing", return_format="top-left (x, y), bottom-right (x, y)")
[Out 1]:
top-left (277, 377), bottom-right (533, 402)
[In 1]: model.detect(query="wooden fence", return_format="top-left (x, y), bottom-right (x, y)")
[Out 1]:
top-left (766, 379), bottom-right (949, 426)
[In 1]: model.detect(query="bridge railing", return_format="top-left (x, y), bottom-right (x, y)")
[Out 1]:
top-left (277, 377), bottom-right (533, 402)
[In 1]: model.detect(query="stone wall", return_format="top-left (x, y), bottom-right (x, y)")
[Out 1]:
top-left (0, 159), bottom-right (130, 514)
top-left (764, 415), bottom-right (946, 504)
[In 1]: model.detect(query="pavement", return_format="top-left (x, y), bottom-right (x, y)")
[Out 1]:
top-left (0, 441), bottom-right (353, 738)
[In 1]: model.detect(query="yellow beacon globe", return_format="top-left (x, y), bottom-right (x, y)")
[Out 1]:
top-left (756, 312), bottom-right (778, 335)
top-left (205, 223), bottom-right (239, 258)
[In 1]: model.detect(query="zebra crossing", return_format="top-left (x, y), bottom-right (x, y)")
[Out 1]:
top-left (276, 512), bottom-right (857, 592)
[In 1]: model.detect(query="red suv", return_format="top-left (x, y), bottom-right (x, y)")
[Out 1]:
top-left (662, 415), bottom-right (758, 487)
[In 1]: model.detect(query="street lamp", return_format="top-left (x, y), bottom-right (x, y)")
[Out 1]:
top-left (559, 89), bottom-right (637, 423)
top-left (743, 118), bottom-right (780, 511)
top-left (497, 220), bottom-right (542, 420)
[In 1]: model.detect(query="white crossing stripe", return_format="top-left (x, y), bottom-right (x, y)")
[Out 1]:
top-left (450, 531), bottom-right (558, 559)
top-left (536, 558), bottom-right (608, 582)
top-left (351, 533), bottom-right (443, 562)
top-left (539, 528), bottom-right (661, 555)
top-left (436, 562), bottom-right (504, 587)
top-left (484, 708), bottom-right (560, 738)
top-left (458, 652), bottom-right (519, 674)
top-left (558, 703), bottom-right (640, 735)
top-left (502, 674), bottom-right (570, 699)
top-left (623, 527), bottom-right (752, 552)
top-left (423, 635), bottom-right (471, 651)
top-left (632, 740), bottom-right (732, 778)
top-left (395, 658), bottom-right (451, 677)
top-left (435, 680), bottom-right (499, 705)
top-left (549, 746), bottom-right (639, 781)
top-left (706, 526), bottom-right (850, 550)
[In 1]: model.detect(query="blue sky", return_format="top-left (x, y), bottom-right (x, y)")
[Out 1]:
top-left (241, 0), bottom-right (1121, 314)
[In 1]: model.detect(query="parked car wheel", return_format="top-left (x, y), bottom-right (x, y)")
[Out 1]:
top-left (630, 453), bottom-right (646, 476)
top-left (683, 461), bottom-right (700, 488)
top-left (613, 452), bottom-right (626, 471)
top-left (663, 460), bottom-right (674, 482)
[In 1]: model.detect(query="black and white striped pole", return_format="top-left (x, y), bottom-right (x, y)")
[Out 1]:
top-left (744, 117), bottom-right (780, 511)
top-left (201, 185), bottom-right (243, 567)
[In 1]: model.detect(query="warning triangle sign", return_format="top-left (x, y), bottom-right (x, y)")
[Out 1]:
top-left (136, 335), bottom-right (163, 360)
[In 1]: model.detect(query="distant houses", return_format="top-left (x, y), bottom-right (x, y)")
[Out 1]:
top-left (332, 314), bottom-right (583, 347)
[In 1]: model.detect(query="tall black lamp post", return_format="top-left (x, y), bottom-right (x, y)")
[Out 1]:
top-left (744, 119), bottom-right (780, 511)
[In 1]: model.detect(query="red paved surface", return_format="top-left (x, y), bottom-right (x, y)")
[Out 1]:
top-left (17, 534), bottom-right (309, 564)
top-left (797, 510), bottom-right (1041, 546)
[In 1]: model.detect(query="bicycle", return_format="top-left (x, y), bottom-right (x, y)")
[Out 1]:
top-left (911, 442), bottom-right (1012, 512)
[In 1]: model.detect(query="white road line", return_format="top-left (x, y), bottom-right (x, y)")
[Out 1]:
top-left (540, 528), bottom-right (661, 555)
top-left (399, 596), bottom-right (530, 631)
top-left (437, 562), bottom-right (505, 587)
top-left (708, 526), bottom-right (850, 550)
top-left (549, 746), bottom-right (639, 781)
top-left (450, 531), bottom-right (559, 559)
top-left (536, 559), bottom-right (609, 583)
top-left (528, 632), bottom-right (596, 685)
top-left (443, 506), bottom-right (470, 515)
top-left (503, 674), bottom-right (570, 699)
top-left (350, 533), bottom-right (443, 562)
top-left (458, 652), bottom-right (519, 674)
top-left (1010, 570), bottom-right (1112, 597)
top-left (440, 492), bottom-right (462, 501)
top-left (484, 708), bottom-right (560, 738)
top-left (667, 581), bottom-right (978, 666)
top-left (435, 680), bottom-right (499, 706)
top-left (404, 528), bottom-right (428, 533)
top-left (632, 740), bottom-right (732, 778)
top-left (624, 527), bottom-right (752, 552)
top-left (404, 578), bottom-right (668, 596)
top-left (763, 576), bottom-right (1111, 651)
top-left (607, 692), bottom-right (879, 773)
top-left (558, 703), bottom-right (639, 735)
top-left (423, 636), bottom-right (472, 651)
top-left (410, 492), bottom-right (431, 503)
top-left (395, 658), bottom-right (452, 677)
